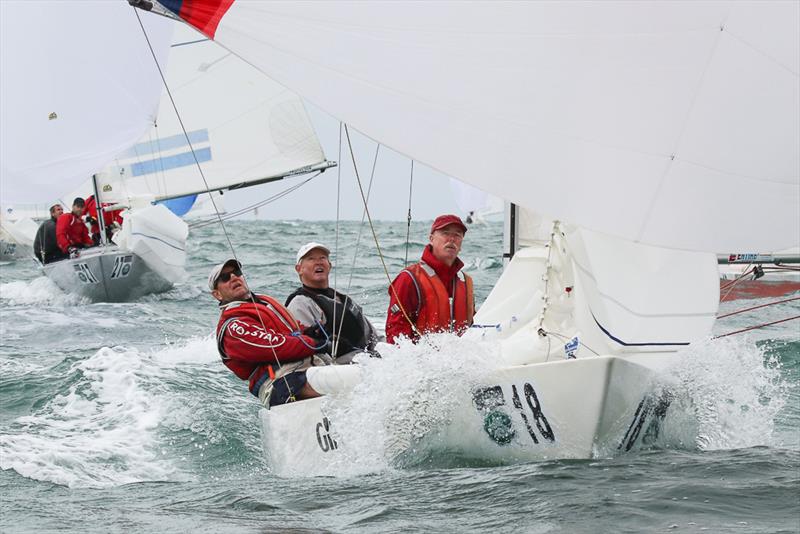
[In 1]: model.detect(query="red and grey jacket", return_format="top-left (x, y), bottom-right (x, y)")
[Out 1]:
top-left (55, 213), bottom-right (93, 253)
top-left (83, 195), bottom-right (123, 237)
top-left (216, 293), bottom-right (317, 396)
top-left (385, 245), bottom-right (475, 343)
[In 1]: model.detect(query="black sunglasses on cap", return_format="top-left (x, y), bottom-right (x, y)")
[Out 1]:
top-left (216, 268), bottom-right (242, 286)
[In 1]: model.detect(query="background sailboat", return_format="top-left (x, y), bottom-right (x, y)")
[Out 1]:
top-left (2, 5), bottom-right (333, 301)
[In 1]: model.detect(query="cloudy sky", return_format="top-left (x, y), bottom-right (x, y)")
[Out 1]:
top-left (221, 101), bottom-right (467, 222)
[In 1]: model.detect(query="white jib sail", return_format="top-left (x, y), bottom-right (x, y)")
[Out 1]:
top-left (156, 1), bottom-right (799, 253)
top-left (0, 1), bottom-right (174, 205)
top-left (92, 24), bottom-right (331, 205)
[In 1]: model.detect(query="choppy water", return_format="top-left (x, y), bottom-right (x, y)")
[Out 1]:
top-left (1, 220), bottom-right (798, 533)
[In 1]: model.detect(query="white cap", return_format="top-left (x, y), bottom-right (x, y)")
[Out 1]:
top-left (208, 258), bottom-right (241, 290)
top-left (296, 242), bottom-right (330, 264)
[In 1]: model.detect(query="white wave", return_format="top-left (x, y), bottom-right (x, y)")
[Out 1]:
top-left (660, 335), bottom-right (789, 451)
top-left (152, 334), bottom-right (219, 365)
top-left (314, 333), bottom-right (501, 476)
top-left (0, 276), bottom-right (84, 306)
top-left (0, 346), bottom-right (179, 488)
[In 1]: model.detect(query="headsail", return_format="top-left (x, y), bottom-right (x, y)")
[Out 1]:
top-left (0, 1), bottom-right (173, 204)
top-left (136, 1), bottom-right (799, 253)
top-left (91, 25), bottom-right (333, 205)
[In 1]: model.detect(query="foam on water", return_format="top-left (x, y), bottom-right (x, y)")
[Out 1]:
top-left (660, 335), bottom-right (789, 451)
top-left (0, 276), bottom-right (84, 306)
top-left (319, 333), bottom-right (501, 475)
top-left (0, 346), bottom-right (179, 488)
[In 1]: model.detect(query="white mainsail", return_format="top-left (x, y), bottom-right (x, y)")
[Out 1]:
top-left (91, 25), bottom-right (333, 205)
top-left (0, 1), bottom-right (173, 205)
top-left (142, 1), bottom-right (798, 253)
top-left (132, 1), bottom-right (800, 469)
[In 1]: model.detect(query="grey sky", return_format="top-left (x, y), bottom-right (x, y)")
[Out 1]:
top-left (220, 101), bottom-right (463, 221)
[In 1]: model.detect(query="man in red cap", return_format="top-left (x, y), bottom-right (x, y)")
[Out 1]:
top-left (385, 214), bottom-right (475, 343)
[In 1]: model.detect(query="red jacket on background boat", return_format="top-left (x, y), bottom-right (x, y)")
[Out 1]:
top-left (385, 244), bottom-right (475, 343)
top-left (55, 213), bottom-right (93, 253)
top-left (82, 195), bottom-right (123, 241)
top-left (216, 293), bottom-right (318, 396)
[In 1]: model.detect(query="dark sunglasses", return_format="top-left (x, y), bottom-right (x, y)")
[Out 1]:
top-left (216, 268), bottom-right (242, 286)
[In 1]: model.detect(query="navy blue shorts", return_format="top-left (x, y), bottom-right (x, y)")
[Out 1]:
top-left (269, 371), bottom-right (308, 407)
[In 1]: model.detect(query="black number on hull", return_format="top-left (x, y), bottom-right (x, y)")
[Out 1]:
top-left (619, 391), bottom-right (673, 451)
top-left (316, 417), bottom-right (338, 452)
top-left (524, 383), bottom-right (555, 442)
top-left (511, 384), bottom-right (538, 444)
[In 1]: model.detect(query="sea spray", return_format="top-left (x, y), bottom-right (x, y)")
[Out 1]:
top-left (316, 333), bottom-right (502, 476)
top-left (0, 276), bottom-right (83, 306)
top-left (0, 346), bottom-right (176, 488)
top-left (659, 335), bottom-right (788, 451)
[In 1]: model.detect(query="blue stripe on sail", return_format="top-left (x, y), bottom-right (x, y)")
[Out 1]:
top-left (592, 314), bottom-right (690, 347)
top-left (119, 129), bottom-right (209, 158)
top-left (130, 147), bottom-right (212, 176)
top-left (158, 195), bottom-right (198, 217)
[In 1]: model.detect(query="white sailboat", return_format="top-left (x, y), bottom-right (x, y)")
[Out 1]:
top-left (132, 1), bottom-right (799, 472)
top-left (1, 1), bottom-right (175, 299)
top-left (2, 5), bottom-right (333, 301)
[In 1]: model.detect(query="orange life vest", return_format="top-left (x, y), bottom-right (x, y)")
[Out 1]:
top-left (403, 262), bottom-right (475, 336)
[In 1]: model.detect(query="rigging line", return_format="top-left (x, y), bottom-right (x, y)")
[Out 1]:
top-left (716, 296), bottom-right (800, 320)
top-left (719, 265), bottom-right (757, 290)
top-left (187, 173), bottom-right (321, 229)
top-left (635, 6), bottom-right (732, 243)
top-left (345, 143), bottom-right (381, 294)
top-left (404, 160), bottom-right (414, 266)
top-left (133, 8), bottom-right (288, 383)
top-left (332, 122), bottom-right (343, 355)
top-left (542, 329), bottom-right (601, 357)
top-left (344, 124), bottom-right (420, 338)
top-left (719, 265), bottom-right (756, 302)
top-left (713, 315), bottom-right (800, 339)
top-left (333, 142), bottom-right (382, 353)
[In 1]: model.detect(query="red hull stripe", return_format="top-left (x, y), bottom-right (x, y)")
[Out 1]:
top-left (162, 0), bottom-right (235, 39)
top-left (720, 280), bottom-right (800, 302)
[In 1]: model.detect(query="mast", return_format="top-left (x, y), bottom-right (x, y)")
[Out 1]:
top-left (91, 173), bottom-right (107, 246)
top-left (503, 202), bottom-right (518, 265)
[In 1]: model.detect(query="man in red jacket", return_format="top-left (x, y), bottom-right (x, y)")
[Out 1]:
top-left (210, 258), bottom-right (330, 406)
top-left (82, 195), bottom-right (123, 245)
top-left (386, 214), bottom-right (475, 344)
top-left (56, 198), bottom-right (93, 255)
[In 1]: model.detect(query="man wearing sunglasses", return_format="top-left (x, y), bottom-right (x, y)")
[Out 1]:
top-left (209, 258), bottom-right (331, 407)
top-left (385, 214), bottom-right (475, 344)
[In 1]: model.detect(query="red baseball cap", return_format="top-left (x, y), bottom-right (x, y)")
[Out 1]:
top-left (430, 214), bottom-right (467, 234)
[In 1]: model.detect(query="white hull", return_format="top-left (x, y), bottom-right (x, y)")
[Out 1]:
top-left (43, 245), bottom-right (173, 302)
top-left (260, 354), bottom-right (674, 475)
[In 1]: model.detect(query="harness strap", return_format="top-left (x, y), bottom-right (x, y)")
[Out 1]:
top-left (400, 269), bottom-right (422, 317)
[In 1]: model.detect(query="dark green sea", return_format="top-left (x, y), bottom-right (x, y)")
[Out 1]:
top-left (1, 220), bottom-right (798, 533)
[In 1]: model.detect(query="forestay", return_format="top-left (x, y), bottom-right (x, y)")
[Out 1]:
top-left (0, 1), bottom-right (173, 204)
top-left (90, 25), bottom-right (332, 205)
top-left (140, 0), bottom-right (798, 253)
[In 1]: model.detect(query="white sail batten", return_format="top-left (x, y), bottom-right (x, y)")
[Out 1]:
top-left (157, 1), bottom-right (799, 253)
top-left (94, 26), bottom-right (331, 204)
top-left (0, 1), bottom-right (173, 204)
